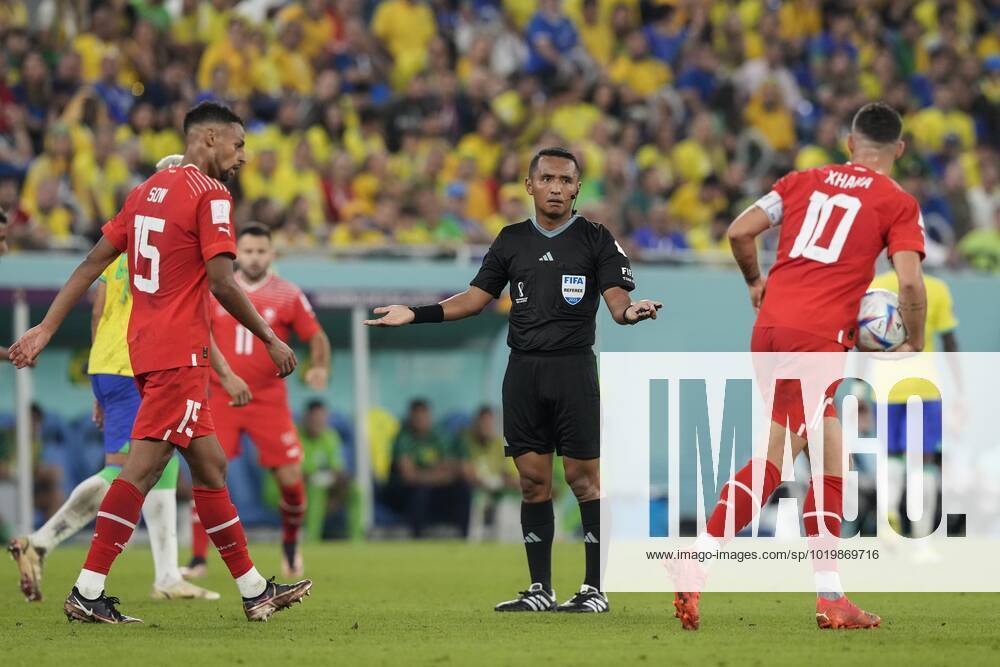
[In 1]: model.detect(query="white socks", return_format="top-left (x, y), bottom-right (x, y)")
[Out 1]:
top-left (31, 474), bottom-right (110, 552)
top-left (235, 567), bottom-right (267, 599)
top-left (142, 488), bottom-right (183, 589)
top-left (692, 533), bottom-right (722, 559)
top-left (75, 569), bottom-right (107, 600)
top-left (815, 570), bottom-right (844, 598)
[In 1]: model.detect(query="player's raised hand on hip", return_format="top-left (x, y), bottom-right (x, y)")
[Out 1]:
top-left (221, 371), bottom-right (253, 407)
top-left (364, 305), bottom-right (415, 327)
top-left (747, 277), bottom-right (766, 314)
top-left (266, 338), bottom-right (298, 378)
top-left (8, 325), bottom-right (52, 368)
top-left (625, 300), bottom-right (663, 323)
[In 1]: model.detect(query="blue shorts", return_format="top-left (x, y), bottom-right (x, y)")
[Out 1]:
top-left (886, 400), bottom-right (942, 455)
top-left (91, 373), bottom-right (141, 456)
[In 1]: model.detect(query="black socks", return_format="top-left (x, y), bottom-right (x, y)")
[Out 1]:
top-left (521, 500), bottom-right (555, 591)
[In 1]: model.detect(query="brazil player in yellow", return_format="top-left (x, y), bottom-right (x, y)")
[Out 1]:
top-left (8, 155), bottom-right (249, 601)
top-left (869, 270), bottom-right (960, 544)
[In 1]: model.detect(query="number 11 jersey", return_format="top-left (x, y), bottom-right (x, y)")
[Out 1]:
top-left (102, 164), bottom-right (237, 375)
top-left (754, 163), bottom-right (926, 347)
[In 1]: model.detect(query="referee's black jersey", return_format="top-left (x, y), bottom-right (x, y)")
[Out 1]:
top-left (470, 215), bottom-right (635, 353)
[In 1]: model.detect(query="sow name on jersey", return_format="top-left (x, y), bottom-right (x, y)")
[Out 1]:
top-left (824, 171), bottom-right (873, 189)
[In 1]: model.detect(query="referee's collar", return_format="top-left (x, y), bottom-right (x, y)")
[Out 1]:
top-left (530, 214), bottom-right (579, 238)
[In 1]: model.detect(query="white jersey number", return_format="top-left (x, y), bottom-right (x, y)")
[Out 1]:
top-left (234, 325), bottom-right (254, 356)
top-left (789, 191), bottom-right (861, 264)
top-left (133, 215), bottom-right (165, 294)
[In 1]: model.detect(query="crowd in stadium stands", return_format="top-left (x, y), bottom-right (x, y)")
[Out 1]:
top-left (0, 0), bottom-right (998, 270)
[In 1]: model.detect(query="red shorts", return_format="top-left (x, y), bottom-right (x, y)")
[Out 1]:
top-left (132, 366), bottom-right (215, 447)
top-left (208, 385), bottom-right (302, 468)
top-left (751, 326), bottom-right (847, 436)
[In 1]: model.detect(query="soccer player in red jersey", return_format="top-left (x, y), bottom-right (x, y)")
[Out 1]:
top-left (671, 103), bottom-right (928, 630)
top-left (8, 102), bottom-right (312, 624)
top-left (185, 223), bottom-right (330, 580)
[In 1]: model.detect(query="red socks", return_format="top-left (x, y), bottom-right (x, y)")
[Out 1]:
top-left (193, 486), bottom-right (254, 579)
top-left (706, 459), bottom-right (782, 538)
top-left (191, 506), bottom-right (209, 560)
top-left (279, 480), bottom-right (306, 545)
top-left (83, 479), bottom-right (144, 574)
top-left (803, 475), bottom-right (844, 537)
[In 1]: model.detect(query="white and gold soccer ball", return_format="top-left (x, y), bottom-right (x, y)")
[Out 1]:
top-left (857, 288), bottom-right (907, 351)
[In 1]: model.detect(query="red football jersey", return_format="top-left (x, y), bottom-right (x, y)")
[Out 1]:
top-left (102, 165), bottom-right (237, 375)
top-left (209, 273), bottom-right (321, 393)
top-left (754, 163), bottom-right (925, 347)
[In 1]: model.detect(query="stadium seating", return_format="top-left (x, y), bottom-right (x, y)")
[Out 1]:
top-left (0, 1), bottom-right (995, 269)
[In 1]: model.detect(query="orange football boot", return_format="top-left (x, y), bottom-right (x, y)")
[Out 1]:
top-left (816, 596), bottom-right (881, 629)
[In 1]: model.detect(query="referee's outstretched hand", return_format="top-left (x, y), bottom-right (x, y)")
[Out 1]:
top-left (364, 305), bottom-right (415, 327)
top-left (625, 300), bottom-right (663, 324)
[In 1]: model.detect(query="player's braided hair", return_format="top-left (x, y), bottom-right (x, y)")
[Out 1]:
top-left (852, 102), bottom-right (903, 145)
top-left (183, 101), bottom-right (244, 134)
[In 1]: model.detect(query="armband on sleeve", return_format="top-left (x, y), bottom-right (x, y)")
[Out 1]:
top-left (754, 191), bottom-right (784, 227)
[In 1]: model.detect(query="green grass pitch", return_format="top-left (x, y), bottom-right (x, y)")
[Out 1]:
top-left (2, 542), bottom-right (997, 666)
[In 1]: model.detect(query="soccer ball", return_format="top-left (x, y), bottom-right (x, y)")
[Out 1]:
top-left (857, 288), bottom-right (907, 351)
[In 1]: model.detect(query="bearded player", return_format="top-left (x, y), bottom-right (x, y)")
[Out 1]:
top-left (6, 156), bottom-right (235, 604)
top-left (672, 102), bottom-right (927, 630)
top-left (8, 102), bottom-right (311, 624)
top-left (184, 222), bottom-right (330, 579)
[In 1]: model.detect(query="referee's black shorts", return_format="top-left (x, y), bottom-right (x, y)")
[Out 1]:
top-left (502, 349), bottom-right (600, 461)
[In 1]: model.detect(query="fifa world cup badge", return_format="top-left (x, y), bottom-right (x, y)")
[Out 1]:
top-left (562, 275), bottom-right (585, 305)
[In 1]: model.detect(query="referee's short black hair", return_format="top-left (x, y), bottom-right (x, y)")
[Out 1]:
top-left (237, 222), bottom-right (272, 240)
top-left (851, 102), bottom-right (903, 145)
top-left (528, 147), bottom-right (581, 179)
top-left (305, 399), bottom-right (327, 413)
top-left (183, 101), bottom-right (244, 134)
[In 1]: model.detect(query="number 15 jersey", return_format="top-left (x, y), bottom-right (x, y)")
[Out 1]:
top-left (753, 163), bottom-right (925, 347)
top-left (102, 164), bottom-right (237, 375)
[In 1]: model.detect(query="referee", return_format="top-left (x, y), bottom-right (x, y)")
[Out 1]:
top-left (366, 147), bottom-right (660, 613)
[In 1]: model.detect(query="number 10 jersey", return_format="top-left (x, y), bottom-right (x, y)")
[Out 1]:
top-left (754, 163), bottom-right (926, 347)
top-left (102, 164), bottom-right (237, 375)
